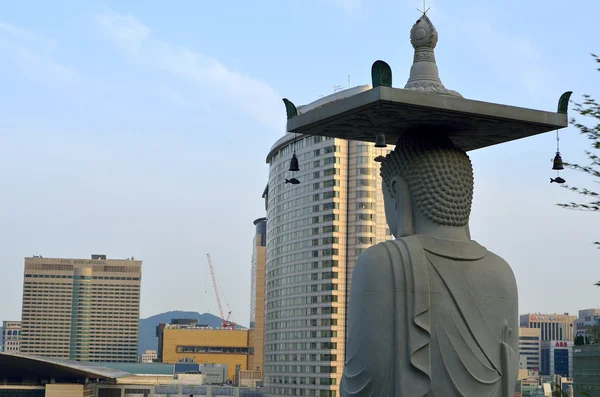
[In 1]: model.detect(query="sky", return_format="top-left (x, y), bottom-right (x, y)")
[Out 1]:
top-left (0, 0), bottom-right (598, 327)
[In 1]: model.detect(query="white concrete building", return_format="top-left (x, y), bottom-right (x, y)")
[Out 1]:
top-left (574, 308), bottom-right (600, 339)
top-left (1, 321), bottom-right (21, 353)
top-left (141, 349), bottom-right (157, 363)
top-left (263, 85), bottom-right (393, 397)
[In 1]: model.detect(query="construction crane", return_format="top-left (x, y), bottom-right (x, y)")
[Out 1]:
top-left (206, 253), bottom-right (235, 330)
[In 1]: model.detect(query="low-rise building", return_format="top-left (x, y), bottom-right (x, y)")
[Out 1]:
top-left (141, 349), bottom-right (157, 363)
top-left (1, 321), bottom-right (21, 353)
top-left (156, 320), bottom-right (249, 382)
top-left (574, 308), bottom-right (600, 340)
top-left (0, 352), bottom-right (264, 397)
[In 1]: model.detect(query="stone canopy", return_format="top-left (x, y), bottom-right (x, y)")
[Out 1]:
top-left (282, 13), bottom-right (570, 152)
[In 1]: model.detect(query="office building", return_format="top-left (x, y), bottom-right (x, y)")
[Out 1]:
top-left (141, 349), bottom-right (157, 363)
top-left (520, 313), bottom-right (576, 341)
top-left (263, 86), bottom-right (393, 397)
top-left (20, 255), bottom-right (141, 362)
top-left (541, 340), bottom-right (573, 377)
top-left (248, 217), bottom-right (267, 377)
top-left (519, 327), bottom-right (541, 372)
top-left (1, 321), bottom-right (21, 353)
top-left (573, 343), bottom-right (600, 396)
top-left (574, 308), bottom-right (600, 339)
top-left (157, 321), bottom-right (249, 381)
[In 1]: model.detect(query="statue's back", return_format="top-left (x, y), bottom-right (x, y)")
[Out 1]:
top-left (341, 236), bottom-right (519, 397)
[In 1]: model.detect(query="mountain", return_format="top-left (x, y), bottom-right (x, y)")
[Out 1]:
top-left (138, 311), bottom-right (247, 355)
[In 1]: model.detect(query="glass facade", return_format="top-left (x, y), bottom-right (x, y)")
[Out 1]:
top-left (574, 344), bottom-right (600, 396)
top-left (263, 132), bottom-right (391, 397)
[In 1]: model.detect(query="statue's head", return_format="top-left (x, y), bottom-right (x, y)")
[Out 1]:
top-left (380, 132), bottom-right (474, 238)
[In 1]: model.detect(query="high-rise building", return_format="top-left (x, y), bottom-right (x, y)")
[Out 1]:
top-left (263, 86), bottom-right (393, 397)
top-left (248, 217), bottom-right (267, 376)
top-left (540, 340), bottom-right (573, 377)
top-left (573, 344), bottom-right (600, 396)
top-left (1, 321), bottom-right (21, 353)
top-left (520, 313), bottom-right (576, 341)
top-left (519, 327), bottom-right (541, 372)
top-left (574, 308), bottom-right (600, 339)
top-left (20, 255), bottom-right (141, 362)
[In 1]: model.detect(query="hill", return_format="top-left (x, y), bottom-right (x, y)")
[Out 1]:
top-left (138, 311), bottom-right (246, 355)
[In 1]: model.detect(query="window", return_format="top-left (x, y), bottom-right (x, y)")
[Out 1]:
top-left (357, 213), bottom-right (374, 221)
top-left (313, 182), bottom-right (320, 190)
top-left (314, 149), bottom-right (321, 156)
top-left (313, 194), bottom-right (320, 201)
top-left (312, 228), bottom-right (320, 235)
top-left (322, 225), bottom-right (339, 233)
top-left (322, 237), bottom-right (338, 244)
top-left (322, 202), bottom-right (338, 210)
top-left (322, 214), bottom-right (339, 222)
top-left (312, 216), bottom-right (319, 224)
top-left (322, 248), bottom-right (339, 256)
top-left (313, 171), bottom-right (320, 179)
top-left (323, 191), bottom-right (339, 199)
top-left (357, 179), bottom-right (376, 187)
top-left (357, 202), bottom-right (374, 210)
top-left (313, 205), bottom-right (320, 213)
top-left (357, 191), bottom-right (374, 199)
top-left (357, 167), bottom-right (373, 176)
top-left (323, 168), bottom-right (340, 176)
top-left (313, 136), bottom-right (322, 144)
top-left (357, 237), bottom-right (373, 244)
top-left (323, 157), bottom-right (338, 165)
top-left (313, 160), bottom-right (320, 168)
top-left (324, 145), bottom-right (339, 154)
top-left (323, 179), bottom-right (339, 188)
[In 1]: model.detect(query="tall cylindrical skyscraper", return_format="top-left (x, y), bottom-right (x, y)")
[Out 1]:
top-left (263, 86), bottom-right (392, 397)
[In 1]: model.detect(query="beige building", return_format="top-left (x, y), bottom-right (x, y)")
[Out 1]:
top-left (263, 86), bottom-right (393, 397)
top-left (20, 254), bottom-right (141, 362)
top-left (520, 313), bottom-right (576, 341)
top-left (141, 349), bottom-right (157, 363)
top-left (1, 321), bottom-right (21, 353)
top-left (157, 324), bottom-right (249, 381)
top-left (519, 327), bottom-right (541, 372)
top-left (248, 217), bottom-right (267, 377)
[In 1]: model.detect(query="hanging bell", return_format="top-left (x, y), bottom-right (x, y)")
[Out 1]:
top-left (289, 152), bottom-right (300, 172)
top-left (552, 151), bottom-right (564, 170)
top-left (374, 133), bottom-right (387, 148)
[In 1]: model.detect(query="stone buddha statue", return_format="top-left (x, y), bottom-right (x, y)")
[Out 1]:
top-left (340, 133), bottom-right (519, 397)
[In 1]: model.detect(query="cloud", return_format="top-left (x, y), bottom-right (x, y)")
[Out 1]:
top-left (95, 9), bottom-right (149, 55)
top-left (95, 9), bottom-right (284, 132)
top-left (0, 22), bottom-right (76, 86)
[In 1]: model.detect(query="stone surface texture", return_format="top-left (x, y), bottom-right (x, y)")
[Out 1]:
top-left (404, 14), bottom-right (462, 98)
top-left (340, 133), bottom-right (519, 397)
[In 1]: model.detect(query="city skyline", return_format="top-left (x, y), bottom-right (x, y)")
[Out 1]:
top-left (1, 0), bottom-right (599, 326)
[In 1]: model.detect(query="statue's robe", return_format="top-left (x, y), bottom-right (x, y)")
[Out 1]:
top-left (340, 235), bottom-right (519, 397)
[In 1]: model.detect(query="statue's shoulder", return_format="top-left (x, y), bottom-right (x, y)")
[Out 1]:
top-left (355, 238), bottom-right (421, 270)
top-left (352, 238), bottom-right (423, 290)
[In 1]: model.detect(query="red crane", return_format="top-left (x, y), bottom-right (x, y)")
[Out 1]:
top-left (206, 253), bottom-right (235, 330)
